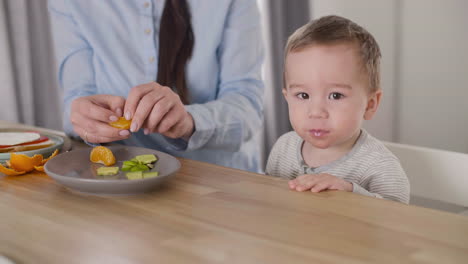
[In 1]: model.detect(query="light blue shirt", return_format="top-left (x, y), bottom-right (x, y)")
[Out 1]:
top-left (48, 0), bottom-right (264, 172)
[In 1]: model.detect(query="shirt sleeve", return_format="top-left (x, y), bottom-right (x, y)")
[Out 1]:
top-left (353, 157), bottom-right (410, 204)
top-left (183, 0), bottom-right (264, 152)
top-left (48, 0), bottom-right (96, 137)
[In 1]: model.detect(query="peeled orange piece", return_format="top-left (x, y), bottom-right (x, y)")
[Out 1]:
top-left (90, 146), bottom-right (116, 166)
top-left (9, 153), bottom-right (43, 173)
top-left (0, 163), bottom-right (26, 176)
top-left (109, 117), bottom-right (132, 130)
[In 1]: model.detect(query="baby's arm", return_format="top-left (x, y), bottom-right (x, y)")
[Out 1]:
top-left (289, 173), bottom-right (353, 192)
top-left (356, 157), bottom-right (410, 203)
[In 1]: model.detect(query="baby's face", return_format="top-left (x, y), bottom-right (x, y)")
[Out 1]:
top-left (283, 43), bottom-right (380, 150)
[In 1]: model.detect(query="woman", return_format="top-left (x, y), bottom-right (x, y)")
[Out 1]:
top-left (48, 0), bottom-right (264, 172)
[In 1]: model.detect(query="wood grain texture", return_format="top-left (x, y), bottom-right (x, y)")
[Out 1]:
top-left (1, 158), bottom-right (468, 264)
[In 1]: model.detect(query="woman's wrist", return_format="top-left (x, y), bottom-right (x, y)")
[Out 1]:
top-left (181, 113), bottom-right (195, 141)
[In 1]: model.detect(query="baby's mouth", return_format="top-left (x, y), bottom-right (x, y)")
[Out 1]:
top-left (309, 129), bottom-right (330, 137)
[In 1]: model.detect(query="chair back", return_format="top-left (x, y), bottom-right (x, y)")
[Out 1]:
top-left (385, 141), bottom-right (468, 207)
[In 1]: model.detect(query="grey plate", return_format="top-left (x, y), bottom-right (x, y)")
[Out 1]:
top-left (44, 146), bottom-right (181, 195)
top-left (0, 133), bottom-right (64, 163)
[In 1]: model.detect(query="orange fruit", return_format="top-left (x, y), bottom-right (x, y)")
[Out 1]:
top-left (0, 163), bottom-right (26, 176)
top-left (90, 146), bottom-right (116, 166)
top-left (41, 149), bottom-right (59, 165)
top-left (9, 153), bottom-right (43, 173)
top-left (109, 117), bottom-right (132, 130)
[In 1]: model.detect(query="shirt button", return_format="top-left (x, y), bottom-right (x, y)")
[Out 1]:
top-left (143, 2), bottom-right (150, 8)
top-left (149, 56), bottom-right (155, 63)
top-left (144, 28), bottom-right (152, 35)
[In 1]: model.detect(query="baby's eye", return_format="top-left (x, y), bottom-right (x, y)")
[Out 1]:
top-left (296, 92), bottom-right (309, 100)
top-left (328, 92), bottom-right (344, 100)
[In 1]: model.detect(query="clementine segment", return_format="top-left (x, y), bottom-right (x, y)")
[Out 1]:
top-left (9, 153), bottom-right (43, 172)
top-left (109, 117), bottom-right (132, 130)
top-left (90, 146), bottom-right (116, 166)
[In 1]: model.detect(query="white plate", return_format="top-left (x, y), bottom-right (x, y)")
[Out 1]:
top-left (44, 146), bottom-right (181, 195)
top-left (0, 133), bottom-right (64, 163)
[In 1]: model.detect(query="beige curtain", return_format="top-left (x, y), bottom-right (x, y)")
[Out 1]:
top-left (0, 0), bottom-right (61, 130)
top-left (0, 0), bottom-right (19, 122)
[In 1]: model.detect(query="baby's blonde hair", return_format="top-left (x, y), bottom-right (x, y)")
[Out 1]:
top-left (285, 15), bottom-right (381, 92)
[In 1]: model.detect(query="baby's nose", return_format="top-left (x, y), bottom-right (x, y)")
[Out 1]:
top-left (307, 101), bottom-right (328, 119)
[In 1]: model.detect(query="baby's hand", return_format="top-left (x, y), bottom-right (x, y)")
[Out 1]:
top-left (288, 173), bottom-right (353, 193)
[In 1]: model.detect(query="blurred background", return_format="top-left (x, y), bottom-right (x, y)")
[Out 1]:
top-left (1, 0), bottom-right (467, 167)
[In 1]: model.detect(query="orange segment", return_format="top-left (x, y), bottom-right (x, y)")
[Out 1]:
top-left (90, 146), bottom-right (116, 166)
top-left (9, 153), bottom-right (43, 173)
top-left (109, 117), bottom-right (132, 130)
top-left (41, 149), bottom-right (59, 165)
top-left (0, 163), bottom-right (26, 176)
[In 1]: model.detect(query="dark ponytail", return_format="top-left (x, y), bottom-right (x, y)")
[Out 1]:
top-left (157, 0), bottom-right (194, 104)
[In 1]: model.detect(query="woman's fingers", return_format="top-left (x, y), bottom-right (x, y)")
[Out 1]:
top-left (131, 92), bottom-right (168, 132)
top-left (74, 125), bottom-right (128, 143)
top-left (104, 96), bottom-right (126, 118)
top-left (142, 96), bottom-right (173, 133)
top-left (123, 82), bottom-right (194, 139)
top-left (72, 95), bottom-right (125, 123)
top-left (72, 111), bottom-right (130, 143)
top-left (70, 95), bottom-right (132, 144)
top-left (155, 106), bottom-right (185, 134)
top-left (124, 83), bottom-right (177, 133)
top-left (123, 84), bottom-right (153, 121)
top-left (161, 117), bottom-right (187, 139)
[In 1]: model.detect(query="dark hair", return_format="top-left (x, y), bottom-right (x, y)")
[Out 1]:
top-left (285, 15), bottom-right (381, 92)
top-left (157, 0), bottom-right (194, 104)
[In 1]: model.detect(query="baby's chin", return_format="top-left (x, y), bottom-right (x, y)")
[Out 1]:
top-left (302, 134), bottom-right (357, 151)
top-left (302, 138), bottom-right (334, 150)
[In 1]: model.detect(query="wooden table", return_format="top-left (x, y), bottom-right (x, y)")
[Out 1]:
top-left (1, 125), bottom-right (468, 263)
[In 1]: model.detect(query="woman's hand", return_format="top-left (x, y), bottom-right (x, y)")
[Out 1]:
top-left (70, 95), bottom-right (130, 143)
top-left (124, 82), bottom-right (194, 139)
top-left (288, 173), bottom-right (353, 193)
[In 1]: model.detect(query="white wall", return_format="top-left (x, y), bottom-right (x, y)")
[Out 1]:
top-left (311, 0), bottom-right (468, 153)
top-left (311, 0), bottom-right (398, 142)
top-left (399, 0), bottom-right (468, 153)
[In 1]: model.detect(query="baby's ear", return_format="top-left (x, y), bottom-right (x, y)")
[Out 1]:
top-left (363, 90), bottom-right (382, 120)
top-left (282, 88), bottom-right (288, 99)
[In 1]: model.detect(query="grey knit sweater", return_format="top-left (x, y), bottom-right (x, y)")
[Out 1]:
top-left (266, 130), bottom-right (410, 204)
